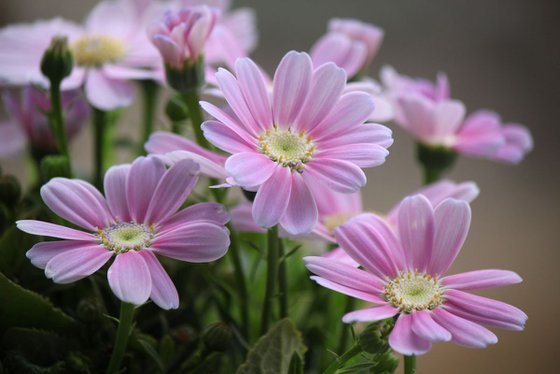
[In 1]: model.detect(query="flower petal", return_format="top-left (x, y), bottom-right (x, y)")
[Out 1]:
top-left (309, 276), bottom-right (385, 303)
top-left (304, 159), bottom-right (366, 193)
top-left (318, 143), bottom-right (389, 168)
top-left (27, 240), bottom-right (100, 269)
top-left (17, 220), bottom-right (96, 241)
top-left (312, 92), bottom-right (374, 138)
top-left (252, 166), bottom-right (292, 228)
top-left (45, 245), bottom-right (112, 284)
top-left (108, 251), bottom-right (152, 305)
top-left (85, 70), bottom-right (134, 111)
top-left (342, 305), bottom-right (399, 323)
top-left (225, 152), bottom-right (276, 187)
top-left (139, 251), bottom-right (179, 310)
top-left (431, 308), bottom-right (498, 348)
top-left (280, 173), bottom-right (318, 235)
top-left (442, 269), bottom-right (522, 290)
top-left (235, 58), bottom-right (273, 128)
top-left (389, 314), bottom-right (432, 355)
top-left (104, 164), bottom-right (132, 222)
top-left (127, 156), bottom-right (167, 223)
top-left (201, 120), bottom-right (256, 154)
top-left (161, 202), bottom-right (231, 234)
top-left (411, 310), bottom-right (452, 342)
top-left (145, 131), bottom-right (227, 166)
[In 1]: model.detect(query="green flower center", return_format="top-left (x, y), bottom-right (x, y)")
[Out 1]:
top-left (258, 125), bottom-right (316, 172)
top-left (384, 271), bottom-right (444, 313)
top-left (98, 222), bottom-right (154, 253)
top-left (72, 35), bottom-right (125, 67)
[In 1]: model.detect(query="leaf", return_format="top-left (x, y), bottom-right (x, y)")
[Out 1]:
top-left (287, 353), bottom-right (303, 374)
top-left (236, 319), bottom-right (306, 374)
top-left (2, 327), bottom-right (68, 365)
top-left (0, 272), bottom-right (76, 334)
top-left (0, 225), bottom-right (39, 276)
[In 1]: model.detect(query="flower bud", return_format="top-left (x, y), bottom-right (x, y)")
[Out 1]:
top-left (40, 155), bottom-right (71, 181)
top-left (202, 322), bottom-right (232, 352)
top-left (40, 36), bottom-right (73, 84)
top-left (164, 58), bottom-right (206, 94)
top-left (358, 320), bottom-right (392, 354)
top-left (0, 175), bottom-right (22, 208)
top-left (165, 95), bottom-right (189, 123)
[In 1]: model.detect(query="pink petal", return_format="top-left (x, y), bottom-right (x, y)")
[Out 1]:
top-left (398, 95), bottom-right (435, 140)
top-left (280, 173), bottom-right (317, 235)
top-left (145, 131), bottom-right (227, 166)
top-left (26, 240), bottom-right (100, 269)
top-left (312, 92), bottom-right (374, 138)
top-left (200, 101), bottom-right (254, 138)
top-left (411, 310), bottom-right (452, 342)
top-left (304, 159), bottom-right (366, 193)
top-left (431, 308), bottom-right (498, 348)
top-left (139, 251), bottom-right (179, 310)
top-left (225, 152), bottom-right (276, 187)
top-left (160, 202), bottom-right (231, 234)
top-left (235, 58), bottom-right (273, 128)
top-left (397, 195), bottom-right (435, 272)
top-left (103, 64), bottom-right (156, 80)
top-left (318, 143), bottom-right (389, 168)
top-left (309, 276), bottom-right (385, 304)
top-left (104, 164), bottom-right (132, 222)
top-left (442, 269), bottom-right (522, 290)
top-left (40, 178), bottom-right (112, 231)
top-left (318, 123), bottom-right (393, 149)
top-left (201, 120), bottom-right (256, 154)
top-left (152, 222), bottom-right (230, 263)
top-left (428, 199), bottom-right (471, 275)
top-left (342, 305), bottom-right (399, 323)
top-left (230, 201), bottom-right (265, 233)
top-left (388, 314), bottom-right (432, 356)
top-left (155, 150), bottom-right (228, 179)
top-left (108, 251), bottom-right (152, 305)
top-left (310, 33), bottom-right (367, 78)
top-left (45, 245), bottom-right (112, 284)
top-left (252, 166), bottom-right (292, 228)
top-left (17, 220), bottom-right (95, 240)
top-left (272, 51), bottom-right (313, 127)
top-left (432, 100), bottom-right (465, 139)
top-left (85, 70), bottom-right (134, 111)
top-left (144, 159), bottom-right (199, 224)
top-left (323, 247), bottom-right (360, 267)
top-left (127, 156), bottom-right (166, 223)
top-left (0, 122), bottom-right (26, 157)
top-left (85, 0), bottom-right (133, 38)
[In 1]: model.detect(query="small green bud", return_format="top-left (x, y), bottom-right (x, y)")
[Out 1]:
top-left (202, 322), bottom-right (232, 352)
top-left (165, 57), bottom-right (205, 94)
top-left (165, 95), bottom-right (189, 122)
top-left (41, 36), bottom-right (73, 84)
top-left (417, 143), bottom-right (457, 176)
top-left (358, 320), bottom-right (393, 354)
top-left (0, 175), bottom-right (22, 207)
top-left (375, 351), bottom-right (400, 373)
top-left (40, 155), bottom-right (71, 181)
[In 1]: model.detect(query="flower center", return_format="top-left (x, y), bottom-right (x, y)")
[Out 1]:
top-left (258, 126), bottom-right (316, 172)
top-left (384, 271), bottom-right (444, 313)
top-left (97, 222), bottom-right (154, 254)
top-left (72, 35), bottom-right (125, 67)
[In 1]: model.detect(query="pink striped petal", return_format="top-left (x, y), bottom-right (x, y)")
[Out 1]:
top-left (17, 220), bottom-right (96, 241)
top-left (139, 251), bottom-right (179, 310)
top-left (319, 123), bottom-right (393, 149)
top-left (432, 100), bottom-right (465, 139)
top-left (45, 246), bottom-right (112, 284)
top-left (127, 156), bottom-right (166, 223)
top-left (318, 143), bottom-right (389, 168)
top-left (225, 152), bottom-right (276, 187)
top-left (411, 310), bottom-right (452, 342)
top-left (230, 201), bottom-right (265, 233)
top-left (310, 33), bottom-right (367, 78)
top-left (108, 251), bottom-right (152, 305)
top-left (27, 240), bottom-right (100, 269)
top-left (201, 120), bottom-right (256, 154)
top-left (304, 159), bottom-right (366, 193)
top-left (85, 70), bottom-right (134, 111)
top-left (442, 269), bottom-right (522, 290)
top-left (342, 305), bottom-right (399, 323)
top-left (389, 314), bottom-right (432, 355)
top-left (397, 195), bottom-right (434, 272)
top-left (145, 131), bottom-right (227, 166)
top-left (309, 276), bottom-right (385, 304)
top-left (272, 51), bottom-right (313, 127)
top-left (156, 150), bottom-right (227, 179)
top-left (200, 101), bottom-right (254, 138)
top-left (144, 160), bottom-right (199, 224)
top-left (104, 164), bottom-right (132, 222)
top-left (161, 202), bottom-right (230, 234)
top-left (41, 178), bottom-right (112, 231)
top-left (280, 173), bottom-right (317, 235)
top-left (323, 247), bottom-right (360, 267)
top-left (428, 199), bottom-right (471, 275)
top-left (152, 222), bottom-right (230, 263)
top-left (235, 58), bottom-right (273, 128)
top-left (431, 308), bottom-right (497, 348)
top-left (252, 166), bottom-right (292, 228)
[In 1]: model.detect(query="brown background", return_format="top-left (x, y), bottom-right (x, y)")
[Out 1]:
top-left (1, 0), bottom-right (559, 372)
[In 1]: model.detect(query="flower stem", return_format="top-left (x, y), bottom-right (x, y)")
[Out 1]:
top-left (337, 297), bottom-right (356, 353)
top-left (404, 355), bottom-right (417, 374)
top-left (260, 225), bottom-right (279, 334)
top-left (278, 238), bottom-right (288, 318)
top-left (92, 108), bottom-right (110, 191)
top-left (106, 302), bottom-right (135, 374)
top-left (48, 80), bottom-right (71, 175)
top-left (139, 80), bottom-right (159, 155)
top-left (228, 225), bottom-right (250, 338)
top-left (181, 90), bottom-right (210, 149)
top-left (417, 143), bottom-right (457, 185)
top-left (324, 343), bottom-right (363, 374)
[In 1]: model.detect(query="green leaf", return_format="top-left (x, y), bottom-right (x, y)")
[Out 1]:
top-left (236, 319), bottom-right (306, 374)
top-left (0, 272), bottom-right (76, 334)
top-left (287, 353), bottom-right (303, 374)
top-left (2, 327), bottom-right (68, 365)
top-left (0, 225), bottom-right (39, 276)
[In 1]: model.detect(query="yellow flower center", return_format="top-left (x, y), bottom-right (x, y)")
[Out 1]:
top-left (97, 222), bottom-right (154, 254)
top-left (384, 271), bottom-right (444, 313)
top-left (72, 35), bottom-right (125, 67)
top-left (258, 125), bottom-right (316, 172)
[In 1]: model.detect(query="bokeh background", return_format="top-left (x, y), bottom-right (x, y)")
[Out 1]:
top-left (1, 0), bottom-right (559, 372)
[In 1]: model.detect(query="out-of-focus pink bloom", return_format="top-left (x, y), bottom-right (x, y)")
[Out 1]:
top-left (200, 51), bottom-right (392, 235)
top-left (0, 0), bottom-right (161, 110)
top-left (17, 157), bottom-right (230, 309)
top-left (305, 195), bottom-right (527, 355)
top-left (343, 79), bottom-right (394, 122)
top-left (493, 124), bottom-right (533, 164)
top-left (0, 86), bottom-right (88, 157)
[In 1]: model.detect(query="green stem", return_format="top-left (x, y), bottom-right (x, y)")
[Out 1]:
top-left (404, 355), bottom-right (416, 374)
top-left (423, 166), bottom-right (441, 185)
top-left (48, 80), bottom-right (71, 175)
top-left (278, 238), bottom-right (288, 318)
top-left (139, 80), bottom-right (159, 155)
top-left (260, 225), bottom-right (279, 334)
top-left (106, 302), bottom-right (135, 374)
top-left (323, 344), bottom-right (363, 374)
top-left (228, 225), bottom-right (250, 339)
top-left (92, 108), bottom-right (109, 191)
top-left (337, 297), bottom-right (356, 353)
top-left (181, 90), bottom-right (210, 149)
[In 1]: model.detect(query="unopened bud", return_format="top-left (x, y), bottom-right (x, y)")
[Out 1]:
top-left (40, 155), bottom-right (71, 181)
top-left (165, 95), bottom-right (189, 122)
top-left (41, 36), bottom-right (73, 84)
top-left (165, 57), bottom-right (205, 94)
top-left (358, 320), bottom-right (392, 354)
top-left (0, 175), bottom-right (22, 207)
top-left (202, 322), bottom-right (232, 352)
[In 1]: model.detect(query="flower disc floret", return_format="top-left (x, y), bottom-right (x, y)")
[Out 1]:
top-left (98, 222), bottom-right (155, 254)
top-left (384, 271), bottom-right (443, 313)
top-left (258, 125), bottom-right (316, 172)
top-left (72, 35), bottom-right (125, 67)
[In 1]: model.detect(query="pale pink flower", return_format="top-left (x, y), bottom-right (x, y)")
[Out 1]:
top-left (17, 157), bottom-right (230, 309)
top-left (305, 194), bottom-right (527, 355)
top-left (0, 87), bottom-right (88, 157)
top-left (200, 51), bottom-right (393, 235)
top-left (0, 0), bottom-right (161, 110)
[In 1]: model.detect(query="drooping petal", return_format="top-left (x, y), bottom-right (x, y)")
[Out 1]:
top-left (85, 70), bottom-right (134, 111)
top-left (139, 251), bottom-right (179, 310)
top-left (442, 269), bottom-right (522, 290)
top-left (389, 314), bottom-right (432, 355)
top-left (252, 166), bottom-right (292, 228)
top-left (27, 240), bottom-right (101, 269)
top-left (342, 305), bottom-right (399, 323)
top-left (225, 152), bottom-right (276, 187)
top-left (304, 159), bottom-right (366, 193)
top-left (431, 308), bottom-right (498, 348)
top-left (108, 251), bottom-right (152, 305)
top-left (397, 194), bottom-right (434, 272)
top-left (280, 173), bottom-right (317, 235)
top-left (104, 164), bottom-right (132, 222)
top-left (127, 156), bottom-right (166, 224)
top-left (411, 310), bottom-right (452, 342)
top-left (17, 220), bottom-right (96, 241)
top-left (45, 246), bottom-right (112, 284)
top-left (309, 276), bottom-right (385, 304)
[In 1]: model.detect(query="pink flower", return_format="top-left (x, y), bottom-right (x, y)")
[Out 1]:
top-left (0, 86), bottom-right (88, 157)
top-left (200, 51), bottom-right (393, 235)
top-left (305, 194), bottom-right (527, 355)
top-left (17, 157), bottom-right (230, 309)
top-left (0, 0), bottom-right (161, 110)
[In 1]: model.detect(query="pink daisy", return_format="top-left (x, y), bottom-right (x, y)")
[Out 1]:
top-left (305, 194), bottom-right (526, 355)
top-left (199, 51), bottom-right (393, 235)
top-left (17, 156), bottom-right (230, 309)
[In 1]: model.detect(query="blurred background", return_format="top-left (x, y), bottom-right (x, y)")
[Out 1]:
top-left (1, 0), bottom-right (558, 372)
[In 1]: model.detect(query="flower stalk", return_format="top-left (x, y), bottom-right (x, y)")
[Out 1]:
top-left (139, 80), bottom-right (159, 155)
top-left (261, 225), bottom-right (279, 334)
top-left (278, 238), bottom-right (288, 318)
top-left (227, 225), bottom-right (250, 339)
top-left (404, 355), bottom-right (416, 374)
top-left (324, 343), bottom-right (363, 374)
top-left (93, 108), bottom-right (111, 190)
top-left (106, 302), bottom-right (135, 374)
top-left (181, 90), bottom-right (210, 150)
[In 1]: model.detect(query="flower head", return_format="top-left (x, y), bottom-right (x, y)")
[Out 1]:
top-left (17, 157), bottom-right (230, 309)
top-left (200, 51), bottom-right (393, 234)
top-left (305, 195), bottom-right (526, 355)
